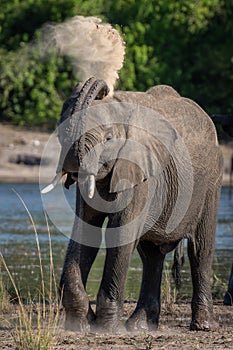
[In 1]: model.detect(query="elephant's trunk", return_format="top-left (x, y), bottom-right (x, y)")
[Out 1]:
top-left (75, 78), bottom-right (110, 166)
top-left (60, 77), bottom-right (109, 164)
top-left (58, 77), bottom-right (109, 141)
top-left (41, 77), bottom-right (109, 195)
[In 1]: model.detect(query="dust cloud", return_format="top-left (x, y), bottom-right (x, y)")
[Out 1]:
top-left (40, 16), bottom-right (125, 95)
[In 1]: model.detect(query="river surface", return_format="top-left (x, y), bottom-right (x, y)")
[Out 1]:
top-left (0, 183), bottom-right (232, 300)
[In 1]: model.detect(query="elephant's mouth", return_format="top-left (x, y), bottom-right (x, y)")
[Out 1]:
top-left (41, 170), bottom-right (96, 199)
top-left (71, 171), bottom-right (90, 184)
top-left (41, 78), bottom-right (110, 199)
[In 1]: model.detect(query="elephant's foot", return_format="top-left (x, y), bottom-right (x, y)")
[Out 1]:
top-left (190, 307), bottom-right (218, 331)
top-left (64, 305), bottom-right (95, 333)
top-left (94, 294), bottom-right (126, 334)
top-left (126, 309), bottom-right (149, 332)
top-left (126, 307), bottom-right (159, 333)
top-left (190, 319), bottom-right (218, 331)
top-left (65, 312), bottom-right (90, 332)
top-left (92, 317), bottom-right (126, 334)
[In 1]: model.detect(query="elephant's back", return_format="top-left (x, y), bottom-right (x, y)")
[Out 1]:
top-left (113, 89), bottom-right (222, 182)
top-left (113, 88), bottom-right (218, 146)
top-left (146, 85), bottom-right (181, 99)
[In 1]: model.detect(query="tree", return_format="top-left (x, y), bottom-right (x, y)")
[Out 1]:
top-left (108, 0), bottom-right (233, 113)
top-left (0, 0), bottom-right (232, 127)
top-left (0, 0), bottom-right (104, 127)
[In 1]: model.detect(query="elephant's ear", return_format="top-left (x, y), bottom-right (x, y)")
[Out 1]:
top-left (109, 117), bottom-right (178, 193)
top-left (109, 158), bottom-right (145, 193)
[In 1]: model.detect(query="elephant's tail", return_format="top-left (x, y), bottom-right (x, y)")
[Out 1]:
top-left (172, 240), bottom-right (185, 290)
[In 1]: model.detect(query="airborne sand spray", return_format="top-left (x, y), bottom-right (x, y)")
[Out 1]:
top-left (40, 16), bottom-right (125, 95)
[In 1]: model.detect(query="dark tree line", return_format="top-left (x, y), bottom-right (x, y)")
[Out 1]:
top-left (0, 0), bottom-right (232, 128)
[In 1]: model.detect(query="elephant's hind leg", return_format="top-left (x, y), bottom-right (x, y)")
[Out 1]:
top-left (188, 187), bottom-right (220, 331)
top-left (126, 240), bottom-right (165, 332)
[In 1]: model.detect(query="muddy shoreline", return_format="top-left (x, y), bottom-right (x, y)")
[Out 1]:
top-left (0, 301), bottom-right (233, 349)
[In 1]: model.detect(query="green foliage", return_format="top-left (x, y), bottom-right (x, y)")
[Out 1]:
top-left (0, 47), bottom-right (73, 128)
top-left (0, 0), bottom-right (104, 128)
top-left (112, 0), bottom-right (233, 114)
top-left (0, 0), bottom-right (233, 128)
top-left (0, 0), bottom-right (104, 50)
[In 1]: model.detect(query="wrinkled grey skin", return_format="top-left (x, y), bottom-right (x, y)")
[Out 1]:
top-left (57, 77), bottom-right (223, 333)
top-left (173, 114), bottom-right (233, 305)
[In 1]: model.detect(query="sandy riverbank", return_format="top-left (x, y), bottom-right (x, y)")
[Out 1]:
top-left (0, 124), bottom-right (57, 183)
top-left (0, 301), bottom-right (233, 350)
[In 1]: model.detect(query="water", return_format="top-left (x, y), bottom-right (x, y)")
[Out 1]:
top-left (0, 183), bottom-right (232, 300)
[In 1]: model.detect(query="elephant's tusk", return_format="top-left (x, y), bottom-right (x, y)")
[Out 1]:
top-left (88, 174), bottom-right (95, 199)
top-left (41, 171), bottom-right (65, 194)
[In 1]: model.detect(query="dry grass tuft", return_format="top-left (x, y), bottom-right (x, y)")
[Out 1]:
top-left (0, 190), bottom-right (62, 350)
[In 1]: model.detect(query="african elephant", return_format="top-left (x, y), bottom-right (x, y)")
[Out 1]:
top-left (42, 77), bottom-right (223, 333)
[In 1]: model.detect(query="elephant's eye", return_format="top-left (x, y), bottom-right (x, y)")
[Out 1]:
top-left (104, 132), bottom-right (113, 143)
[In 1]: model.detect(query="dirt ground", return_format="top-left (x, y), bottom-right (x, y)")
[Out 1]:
top-left (0, 124), bottom-right (56, 183)
top-left (0, 301), bottom-right (233, 350)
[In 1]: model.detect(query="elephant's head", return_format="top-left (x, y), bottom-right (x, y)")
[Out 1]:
top-left (41, 77), bottom-right (110, 195)
top-left (42, 77), bottom-right (179, 200)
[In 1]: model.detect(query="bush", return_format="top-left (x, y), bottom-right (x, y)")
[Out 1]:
top-left (0, 47), bottom-right (74, 128)
top-left (0, 0), bottom-right (104, 128)
top-left (0, 0), bottom-right (233, 128)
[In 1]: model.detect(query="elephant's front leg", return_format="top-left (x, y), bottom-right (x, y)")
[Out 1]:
top-left (60, 193), bottom-right (105, 332)
top-left (95, 242), bottom-right (135, 333)
top-left (60, 241), bottom-right (100, 332)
